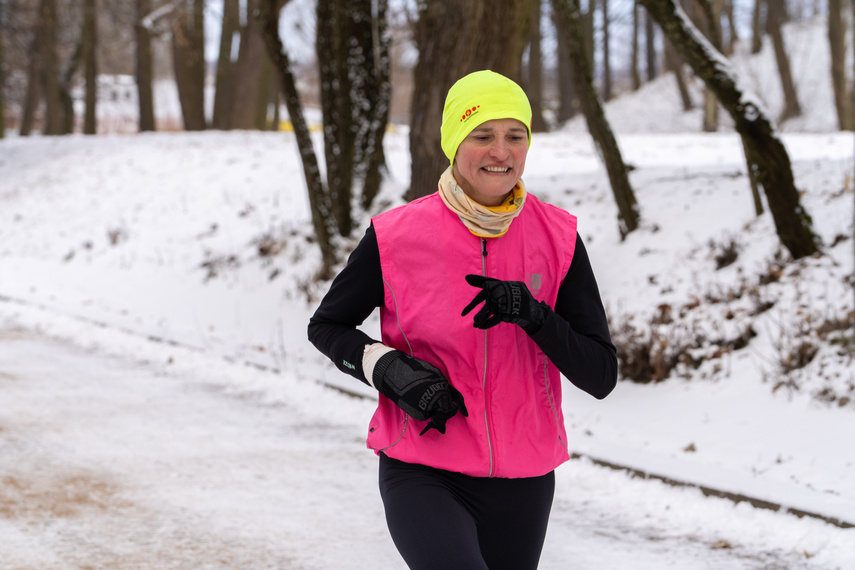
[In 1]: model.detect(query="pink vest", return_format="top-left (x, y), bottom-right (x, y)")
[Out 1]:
top-left (369, 192), bottom-right (577, 478)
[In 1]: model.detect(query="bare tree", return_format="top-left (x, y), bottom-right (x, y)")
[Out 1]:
top-left (766, 0), bottom-right (800, 123)
top-left (828, 0), bottom-right (853, 130)
top-left (750, 0), bottom-right (764, 54)
top-left (134, 0), bottom-right (155, 131)
top-left (40, 0), bottom-right (63, 134)
top-left (212, 0), bottom-right (238, 130)
top-left (664, 36), bottom-right (692, 111)
top-left (260, 0), bottom-right (334, 278)
top-left (19, 13), bottom-right (41, 136)
top-left (172, 0), bottom-right (206, 130)
top-left (317, 0), bottom-right (392, 236)
top-left (694, 0), bottom-right (722, 132)
top-left (552, 0), bottom-right (639, 238)
top-left (722, 0), bottom-right (737, 54)
top-left (553, 5), bottom-right (579, 122)
top-left (0, 0), bottom-right (6, 138)
top-left (407, 0), bottom-right (532, 201)
top-left (82, 0), bottom-right (96, 134)
top-left (639, 0), bottom-right (818, 259)
top-left (645, 8), bottom-right (657, 80)
top-left (601, 0), bottom-right (612, 101)
top-left (526, 0), bottom-right (548, 132)
top-left (228, 0), bottom-right (270, 129)
top-left (631, 1), bottom-right (641, 91)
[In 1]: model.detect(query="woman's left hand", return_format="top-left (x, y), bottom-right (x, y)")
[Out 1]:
top-left (461, 275), bottom-right (546, 334)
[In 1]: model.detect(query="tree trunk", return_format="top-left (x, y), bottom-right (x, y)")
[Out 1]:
top-left (59, 39), bottom-right (83, 135)
top-left (554, 8), bottom-right (578, 123)
top-left (213, 0), bottom-right (239, 130)
top-left (135, 0), bottom-right (156, 132)
top-left (260, 0), bottom-right (337, 278)
top-left (766, 0), bottom-right (800, 123)
top-left (317, 0), bottom-right (357, 235)
top-left (0, 0), bottom-right (5, 139)
top-left (357, 0), bottom-right (392, 211)
top-left (527, 0), bottom-right (548, 131)
top-left (692, 0), bottom-right (721, 132)
top-left (82, 0), bottom-right (98, 135)
top-left (407, 0), bottom-right (532, 201)
top-left (252, 57), bottom-right (272, 130)
top-left (639, 0), bottom-right (818, 259)
top-left (828, 0), bottom-right (853, 130)
top-left (723, 0), bottom-right (738, 55)
top-left (171, 1), bottom-right (207, 130)
top-left (317, 0), bottom-right (392, 235)
top-left (664, 38), bottom-right (693, 110)
top-left (20, 25), bottom-right (42, 136)
top-left (631, 2), bottom-right (641, 91)
top-left (645, 9), bottom-right (657, 80)
top-left (751, 0), bottom-right (764, 54)
top-left (228, 0), bottom-right (268, 129)
top-left (40, 0), bottom-right (63, 135)
top-left (601, 0), bottom-right (612, 101)
top-left (551, 0), bottom-right (639, 238)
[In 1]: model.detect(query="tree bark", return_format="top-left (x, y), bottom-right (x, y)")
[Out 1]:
top-left (664, 37), bottom-right (692, 110)
top-left (135, 0), bottom-right (156, 132)
top-left (0, 0), bottom-right (5, 138)
top-left (527, 0), bottom-right (548, 131)
top-left (317, 0), bottom-right (392, 235)
top-left (552, 0), bottom-right (639, 238)
top-left (228, 0), bottom-right (269, 129)
top-left (750, 0), bottom-right (764, 54)
top-left (723, 0), bottom-right (737, 54)
top-left (59, 38), bottom-right (83, 135)
top-left (356, 0), bottom-right (392, 211)
top-left (407, 0), bottom-right (532, 201)
top-left (631, 2), bottom-right (641, 91)
top-left (554, 7), bottom-right (578, 122)
top-left (766, 0), bottom-right (800, 123)
top-left (828, 0), bottom-right (853, 130)
top-left (213, 0), bottom-right (239, 129)
top-left (690, 0), bottom-right (721, 132)
top-left (639, 0), bottom-right (818, 259)
top-left (20, 23), bottom-right (42, 137)
top-left (260, 0), bottom-right (337, 278)
top-left (645, 9), bottom-right (657, 80)
top-left (82, 0), bottom-right (98, 135)
top-left (601, 0), bottom-right (612, 101)
top-left (40, 0), bottom-right (63, 135)
top-left (317, 0), bottom-right (357, 235)
top-left (171, 0), bottom-right (207, 130)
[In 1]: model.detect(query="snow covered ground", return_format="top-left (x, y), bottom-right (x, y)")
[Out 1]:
top-left (2, 16), bottom-right (855, 570)
top-left (2, 125), bottom-right (853, 568)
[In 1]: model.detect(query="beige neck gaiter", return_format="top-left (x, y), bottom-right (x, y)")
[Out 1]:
top-left (437, 166), bottom-right (526, 238)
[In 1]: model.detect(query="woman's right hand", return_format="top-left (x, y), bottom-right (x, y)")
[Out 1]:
top-left (372, 351), bottom-right (468, 435)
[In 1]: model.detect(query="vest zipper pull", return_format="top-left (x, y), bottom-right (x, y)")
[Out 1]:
top-left (481, 239), bottom-right (488, 257)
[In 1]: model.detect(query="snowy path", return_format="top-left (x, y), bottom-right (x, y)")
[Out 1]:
top-left (1, 320), bottom-right (852, 569)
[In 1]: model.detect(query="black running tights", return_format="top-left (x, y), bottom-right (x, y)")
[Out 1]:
top-left (378, 453), bottom-right (555, 570)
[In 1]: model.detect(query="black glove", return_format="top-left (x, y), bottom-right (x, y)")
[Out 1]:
top-left (461, 274), bottom-right (546, 334)
top-left (372, 350), bottom-right (468, 435)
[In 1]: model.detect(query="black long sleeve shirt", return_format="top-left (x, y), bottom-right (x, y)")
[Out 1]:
top-left (308, 223), bottom-right (617, 400)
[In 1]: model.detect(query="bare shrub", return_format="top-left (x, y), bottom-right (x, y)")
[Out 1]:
top-left (709, 234), bottom-right (740, 270)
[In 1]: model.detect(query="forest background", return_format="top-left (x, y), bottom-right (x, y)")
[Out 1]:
top-left (2, 0), bottom-right (855, 378)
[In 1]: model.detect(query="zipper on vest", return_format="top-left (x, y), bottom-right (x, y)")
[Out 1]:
top-left (479, 237), bottom-right (495, 476)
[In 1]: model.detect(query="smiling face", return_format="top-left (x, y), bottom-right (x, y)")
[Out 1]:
top-left (451, 118), bottom-right (529, 207)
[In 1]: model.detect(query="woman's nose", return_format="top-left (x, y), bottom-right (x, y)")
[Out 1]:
top-left (488, 140), bottom-right (510, 159)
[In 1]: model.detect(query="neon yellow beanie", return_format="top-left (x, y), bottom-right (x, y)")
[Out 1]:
top-left (440, 70), bottom-right (532, 164)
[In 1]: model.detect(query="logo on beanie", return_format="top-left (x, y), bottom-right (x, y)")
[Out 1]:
top-left (460, 105), bottom-right (481, 122)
